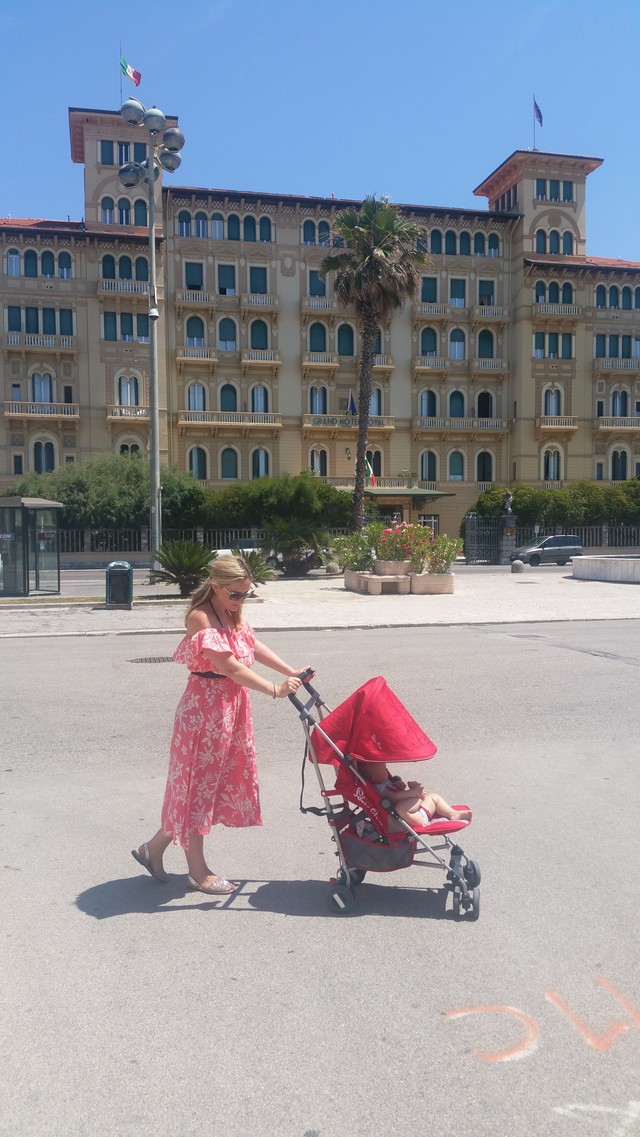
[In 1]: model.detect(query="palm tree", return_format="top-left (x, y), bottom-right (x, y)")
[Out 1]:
top-left (321, 196), bottom-right (429, 530)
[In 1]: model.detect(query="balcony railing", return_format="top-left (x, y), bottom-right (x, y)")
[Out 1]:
top-left (597, 358), bottom-right (640, 370)
top-left (176, 346), bottom-right (217, 360)
top-left (533, 303), bottom-right (580, 317)
top-left (178, 410), bottom-right (282, 427)
top-left (106, 405), bottom-right (150, 419)
top-left (412, 416), bottom-right (508, 431)
top-left (98, 279), bottom-right (149, 294)
top-left (373, 355), bottom-right (394, 369)
top-left (471, 305), bottom-right (507, 319)
top-left (471, 358), bottom-right (506, 371)
top-left (320, 476), bottom-right (436, 491)
top-left (4, 333), bottom-right (75, 350)
top-left (302, 414), bottom-right (395, 430)
top-left (240, 293), bottom-right (279, 311)
top-left (413, 302), bottom-right (448, 316)
top-left (302, 352), bottom-right (339, 369)
top-left (412, 355), bottom-right (448, 370)
top-left (536, 415), bottom-right (578, 429)
top-left (241, 349), bottom-right (280, 368)
top-left (301, 296), bottom-right (338, 313)
top-left (5, 400), bottom-right (79, 418)
top-left (594, 416), bottom-right (640, 429)
top-left (176, 289), bottom-right (211, 304)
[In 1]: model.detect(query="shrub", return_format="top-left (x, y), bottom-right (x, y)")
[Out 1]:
top-left (151, 540), bottom-right (215, 597)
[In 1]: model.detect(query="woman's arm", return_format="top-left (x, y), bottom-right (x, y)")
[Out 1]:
top-left (253, 638), bottom-right (310, 678)
top-left (202, 646), bottom-right (301, 699)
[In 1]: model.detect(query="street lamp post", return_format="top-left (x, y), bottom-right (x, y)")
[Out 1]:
top-left (118, 99), bottom-right (185, 558)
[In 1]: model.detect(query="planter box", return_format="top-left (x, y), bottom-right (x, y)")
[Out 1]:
top-left (374, 559), bottom-right (411, 576)
top-left (410, 572), bottom-right (455, 594)
top-left (344, 567), bottom-right (366, 592)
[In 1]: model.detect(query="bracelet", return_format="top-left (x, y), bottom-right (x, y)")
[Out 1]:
top-left (272, 682), bottom-right (277, 699)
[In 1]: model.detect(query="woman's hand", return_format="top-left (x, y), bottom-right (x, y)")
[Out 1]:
top-left (288, 665), bottom-right (315, 679)
top-left (277, 677), bottom-right (303, 697)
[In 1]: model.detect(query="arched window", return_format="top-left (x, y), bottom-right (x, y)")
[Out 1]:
top-left (548, 282), bottom-right (559, 303)
top-left (7, 248), bottom-right (20, 276)
top-left (474, 233), bottom-right (485, 256)
top-left (611, 449), bottom-right (628, 481)
top-left (562, 231), bottom-right (573, 255)
top-left (135, 256), bottom-right (148, 281)
top-left (448, 451), bottom-right (464, 480)
top-left (449, 328), bottom-right (465, 360)
top-left (562, 282), bottom-right (573, 304)
top-left (535, 230), bottom-right (547, 254)
top-left (178, 210), bottom-right (191, 237)
top-left (488, 234), bottom-right (499, 256)
top-left (58, 252), bottom-right (72, 279)
top-left (478, 329), bottom-right (494, 359)
top-left (195, 212), bottom-right (207, 238)
top-left (119, 256), bottom-right (132, 280)
top-left (134, 200), bottom-right (147, 226)
top-left (445, 230), bottom-right (457, 255)
top-left (309, 322), bottom-right (326, 352)
top-left (635, 287), bottom-right (640, 310)
top-left (250, 319), bottom-right (268, 350)
top-left (544, 388), bottom-right (561, 415)
top-left (101, 197), bottom-right (114, 224)
top-left (24, 250), bottom-right (38, 277)
top-left (32, 372), bottom-right (53, 402)
top-left (252, 385), bottom-right (269, 413)
top-left (477, 452), bottom-right (492, 481)
top-left (317, 220), bottom-right (329, 247)
top-left (421, 327), bottom-right (437, 356)
top-left (459, 232), bottom-right (471, 256)
top-left (310, 448), bottom-right (327, 475)
top-left (369, 388), bottom-right (382, 416)
top-left (535, 281), bottom-right (546, 303)
top-left (218, 317), bottom-right (236, 351)
top-left (189, 447), bottom-right (207, 480)
top-left (449, 391), bottom-right (465, 418)
top-left (259, 217), bottom-right (272, 243)
top-left (419, 389), bottom-right (437, 417)
top-left (118, 375), bottom-right (139, 406)
top-left (118, 198), bottom-right (131, 225)
top-left (337, 325), bottom-right (354, 355)
top-left (243, 216), bottom-right (256, 242)
top-left (34, 440), bottom-right (55, 473)
top-left (309, 386), bottom-right (327, 414)
top-left (366, 449), bottom-right (382, 477)
top-left (119, 442), bottom-right (140, 457)
top-left (549, 230), bottom-right (560, 255)
top-left (303, 220), bottom-right (316, 245)
top-left (186, 316), bottom-right (205, 346)
top-left (227, 214), bottom-right (240, 240)
top-left (102, 255), bottom-right (116, 280)
top-left (421, 450), bottom-right (437, 481)
top-left (612, 390), bottom-right (628, 416)
top-left (622, 286), bottom-right (632, 310)
top-left (595, 284), bottom-right (606, 308)
top-left (430, 229), bottom-right (442, 254)
top-left (477, 391), bottom-right (493, 418)
top-left (41, 251), bottom-right (54, 277)
top-left (609, 286), bottom-right (619, 310)
top-left (544, 449), bottom-right (561, 480)
top-left (221, 448), bottom-right (238, 480)
top-left (252, 448), bottom-right (270, 478)
top-left (220, 384), bottom-right (237, 412)
top-left (188, 383), bottom-right (206, 411)
top-left (211, 213), bottom-right (224, 239)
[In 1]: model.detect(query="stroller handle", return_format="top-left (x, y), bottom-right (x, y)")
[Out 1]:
top-left (288, 667), bottom-right (321, 720)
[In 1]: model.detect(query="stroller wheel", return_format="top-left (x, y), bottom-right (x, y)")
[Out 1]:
top-left (469, 886), bottom-right (480, 921)
top-left (327, 883), bottom-right (355, 915)
top-left (349, 869), bottom-right (367, 886)
top-left (464, 859), bottom-right (481, 889)
top-left (452, 886), bottom-right (462, 918)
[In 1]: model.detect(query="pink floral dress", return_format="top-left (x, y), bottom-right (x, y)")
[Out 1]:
top-left (160, 624), bottom-right (262, 847)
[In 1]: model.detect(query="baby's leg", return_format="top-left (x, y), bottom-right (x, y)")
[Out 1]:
top-left (422, 793), bottom-right (471, 822)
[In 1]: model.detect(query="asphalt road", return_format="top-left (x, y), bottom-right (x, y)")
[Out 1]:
top-left (1, 622), bottom-right (639, 1137)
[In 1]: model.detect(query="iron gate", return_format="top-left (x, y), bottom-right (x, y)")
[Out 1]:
top-left (464, 514), bottom-right (500, 564)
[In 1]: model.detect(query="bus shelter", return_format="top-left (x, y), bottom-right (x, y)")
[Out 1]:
top-left (0, 497), bottom-right (64, 596)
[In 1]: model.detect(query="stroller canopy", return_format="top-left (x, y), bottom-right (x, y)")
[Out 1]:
top-left (310, 676), bottom-right (437, 766)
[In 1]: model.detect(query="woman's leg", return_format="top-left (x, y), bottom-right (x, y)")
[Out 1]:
top-left (136, 829), bottom-right (171, 873)
top-left (422, 793), bottom-right (471, 821)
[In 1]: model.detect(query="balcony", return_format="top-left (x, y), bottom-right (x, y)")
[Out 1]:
top-left (412, 301), bottom-right (448, 322)
top-left (412, 416), bottom-right (508, 438)
top-left (471, 304), bottom-right (507, 321)
top-left (412, 355), bottom-right (468, 377)
top-left (594, 358), bottom-right (640, 372)
top-left (301, 296), bottom-right (339, 322)
top-left (302, 414), bottom-right (395, 438)
top-left (240, 293), bottom-right (279, 318)
top-left (302, 351), bottom-right (339, 376)
top-left (177, 410), bottom-right (282, 435)
top-left (5, 400), bottom-right (79, 420)
top-left (372, 354), bottom-right (394, 378)
top-left (3, 332), bottom-right (75, 352)
top-left (471, 357), bottom-right (507, 377)
top-left (593, 416), bottom-right (640, 433)
top-left (241, 349), bottom-right (281, 374)
top-left (321, 476), bottom-right (437, 493)
top-left (535, 415), bottom-right (578, 437)
top-left (531, 303), bottom-right (581, 320)
top-left (98, 279), bottom-right (149, 296)
top-left (107, 405), bottom-right (150, 421)
top-left (176, 345), bottom-right (218, 371)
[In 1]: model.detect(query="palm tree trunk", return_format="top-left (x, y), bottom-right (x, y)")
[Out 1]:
top-left (351, 313), bottom-right (377, 531)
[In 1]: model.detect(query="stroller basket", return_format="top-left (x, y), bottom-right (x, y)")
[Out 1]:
top-left (342, 831), bottom-right (415, 873)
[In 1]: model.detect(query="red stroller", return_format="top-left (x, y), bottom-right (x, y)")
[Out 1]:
top-left (290, 672), bottom-right (481, 918)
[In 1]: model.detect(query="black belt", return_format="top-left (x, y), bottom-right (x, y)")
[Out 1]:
top-left (191, 670), bottom-right (226, 679)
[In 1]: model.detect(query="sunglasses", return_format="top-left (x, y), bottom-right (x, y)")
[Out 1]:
top-left (223, 585), bottom-right (255, 602)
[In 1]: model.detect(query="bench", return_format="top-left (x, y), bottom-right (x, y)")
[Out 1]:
top-left (361, 573), bottom-right (411, 596)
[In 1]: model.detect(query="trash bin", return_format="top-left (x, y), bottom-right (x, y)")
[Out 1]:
top-left (106, 560), bottom-right (133, 607)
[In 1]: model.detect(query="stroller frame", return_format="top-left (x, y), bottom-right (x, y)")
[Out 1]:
top-left (289, 672), bottom-right (481, 918)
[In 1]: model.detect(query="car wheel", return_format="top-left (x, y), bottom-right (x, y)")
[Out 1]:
top-left (529, 554), bottom-right (541, 567)
top-left (556, 560), bottom-right (568, 566)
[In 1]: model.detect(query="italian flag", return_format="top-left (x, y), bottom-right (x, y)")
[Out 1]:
top-left (365, 457), bottom-right (377, 488)
top-left (121, 57), bottom-right (142, 87)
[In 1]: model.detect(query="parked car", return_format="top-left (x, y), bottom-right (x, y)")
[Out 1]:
top-left (509, 535), bottom-right (583, 566)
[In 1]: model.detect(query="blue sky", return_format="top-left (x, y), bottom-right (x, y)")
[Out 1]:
top-left (3, 0), bottom-right (640, 260)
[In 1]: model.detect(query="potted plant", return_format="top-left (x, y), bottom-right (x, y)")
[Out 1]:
top-left (371, 521), bottom-right (414, 575)
top-left (409, 533), bottom-right (464, 594)
top-left (332, 531), bottom-right (374, 590)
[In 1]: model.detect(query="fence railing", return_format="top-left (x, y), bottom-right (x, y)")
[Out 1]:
top-left (514, 524), bottom-right (640, 549)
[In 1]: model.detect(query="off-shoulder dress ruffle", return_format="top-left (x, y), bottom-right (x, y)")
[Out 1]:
top-left (160, 622), bottom-right (261, 846)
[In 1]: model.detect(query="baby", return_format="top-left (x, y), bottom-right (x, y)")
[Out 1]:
top-left (357, 759), bottom-right (471, 829)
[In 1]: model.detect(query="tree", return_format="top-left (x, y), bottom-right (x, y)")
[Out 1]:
top-left (321, 196), bottom-right (428, 530)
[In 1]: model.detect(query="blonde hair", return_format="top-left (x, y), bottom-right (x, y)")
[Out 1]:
top-left (185, 553), bottom-right (253, 628)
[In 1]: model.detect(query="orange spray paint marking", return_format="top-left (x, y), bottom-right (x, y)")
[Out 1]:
top-left (594, 977), bottom-right (640, 1029)
top-left (443, 1005), bottom-right (539, 1063)
top-left (545, 989), bottom-right (629, 1050)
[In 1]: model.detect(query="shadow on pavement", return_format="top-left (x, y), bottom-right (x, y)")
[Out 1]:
top-left (76, 874), bottom-right (452, 920)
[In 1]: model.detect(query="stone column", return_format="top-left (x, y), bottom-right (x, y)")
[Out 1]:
top-left (497, 513), bottom-right (518, 565)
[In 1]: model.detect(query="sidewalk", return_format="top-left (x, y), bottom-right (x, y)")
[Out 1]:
top-left (1, 566), bottom-right (639, 637)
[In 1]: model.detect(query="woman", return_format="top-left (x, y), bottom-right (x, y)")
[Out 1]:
top-left (132, 554), bottom-right (308, 895)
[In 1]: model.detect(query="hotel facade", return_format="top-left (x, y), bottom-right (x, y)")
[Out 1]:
top-left (2, 106), bottom-right (640, 533)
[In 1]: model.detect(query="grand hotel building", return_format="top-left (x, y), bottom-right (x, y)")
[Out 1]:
top-left (2, 106), bottom-right (640, 532)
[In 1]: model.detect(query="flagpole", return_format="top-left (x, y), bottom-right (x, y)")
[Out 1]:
top-left (533, 94), bottom-right (536, 149)
top-left (119, 43), bottom-right (123, 103)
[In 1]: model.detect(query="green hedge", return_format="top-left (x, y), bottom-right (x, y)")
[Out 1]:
top-left (466, 479), bottom-right (640, 527)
